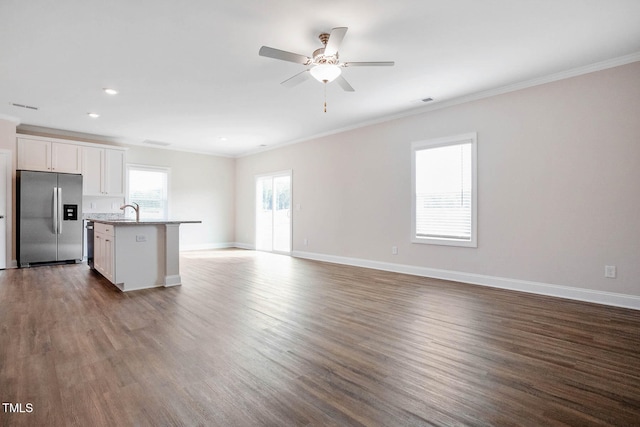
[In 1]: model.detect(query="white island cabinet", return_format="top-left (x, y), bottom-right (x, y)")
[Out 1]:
top-left (91, 219), bottom-right (201, 292)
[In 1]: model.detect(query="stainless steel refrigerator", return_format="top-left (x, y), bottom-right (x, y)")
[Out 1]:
top-left (17, 170), bottom-right (83, 267)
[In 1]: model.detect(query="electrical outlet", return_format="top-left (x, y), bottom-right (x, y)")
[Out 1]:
top-left (604, 265), bottom-right (616, 279)
top-left (391, 246), bottom-right (398, 255)
top-left (303, 238), bottom-right (308, 246)
top-left (136, 235), bottom-right (147, 243)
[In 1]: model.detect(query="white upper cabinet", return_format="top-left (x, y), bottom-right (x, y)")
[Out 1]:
top-left (18, 137), bottom-right (82, 174)
top-left (52, 142), bottom-right (82, 174)
top-left (18, 138), bottom-right (50, 171)
top-left (82, 146), bottom-right (103, 195)
top-left (17, 135), bottom-right (126, 196)
top-left (104, 149), bottom-right (125, 196)
top-left (82, 146), bottom-right (125, 196)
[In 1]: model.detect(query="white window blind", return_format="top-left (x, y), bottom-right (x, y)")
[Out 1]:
top-left (412, 133), bottom-right (477, 247)
top-left (127, 165), bottom-right (169, 220)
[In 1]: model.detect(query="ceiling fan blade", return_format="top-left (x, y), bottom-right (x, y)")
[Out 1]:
top-left (259, 46), bottom-right (311, 65)
top-left (343, 61), bottom-right (395, 67)
top-left (335, 75), bottom-right (355, 92)
top-left (324, 27), bottom-right (348, 56)
top-left (281, 70), bottom-right (311, 87)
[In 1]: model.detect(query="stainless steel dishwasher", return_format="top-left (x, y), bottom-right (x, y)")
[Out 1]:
top-left (86, 221), bottom-right (94, 268)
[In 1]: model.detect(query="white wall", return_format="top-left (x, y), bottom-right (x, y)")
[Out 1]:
top-left (125, 146), bottom-right (235, 250)
top-left (235, 62), bottom-right (640, 304)
top-left (0, 118), bottom-right (17, 261)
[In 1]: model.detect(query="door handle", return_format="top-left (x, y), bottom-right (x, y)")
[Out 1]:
top-left (58, 187), bottom-right (63, 234)
top-left (53, 187), bottom-right (58, 234)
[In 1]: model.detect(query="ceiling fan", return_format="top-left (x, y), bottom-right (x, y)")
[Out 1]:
top-left (258, 27), bottom-right (394, 92)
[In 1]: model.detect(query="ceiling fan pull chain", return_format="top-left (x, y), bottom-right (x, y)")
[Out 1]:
top-left (324, 82), bottom-right (327, 113)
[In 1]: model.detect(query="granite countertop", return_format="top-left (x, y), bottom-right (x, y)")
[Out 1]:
top-left (91, 219), bottom-right (201, 225)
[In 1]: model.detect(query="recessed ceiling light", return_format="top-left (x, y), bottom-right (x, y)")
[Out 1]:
top-left (103, 88), bottom-right (118, 95)
top-left (218, 137), bottom-right (228, 142)
top-left (88, 112), bottom-right (100, 118)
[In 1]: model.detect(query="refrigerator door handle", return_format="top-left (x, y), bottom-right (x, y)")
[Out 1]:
top-left (58, 187), bottom-right (63, 234)
top-left (53, 187), bottom-right (58, 234)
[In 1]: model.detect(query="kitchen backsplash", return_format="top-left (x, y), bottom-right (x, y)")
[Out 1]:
top-left (83, 195), bottom-right (129, 220)
top-left (83, 196), bottom-right (125, 213)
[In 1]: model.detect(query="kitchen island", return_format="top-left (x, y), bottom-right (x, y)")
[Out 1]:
top-left (90, 219), bottom-right (201, 291)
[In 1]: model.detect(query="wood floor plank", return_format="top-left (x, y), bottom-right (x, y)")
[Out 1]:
top-left (1, 249), bottom-right (640, 426)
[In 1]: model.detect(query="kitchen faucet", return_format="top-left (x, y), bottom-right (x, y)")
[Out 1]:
top-left (120, 202), bottom-right (140, 222)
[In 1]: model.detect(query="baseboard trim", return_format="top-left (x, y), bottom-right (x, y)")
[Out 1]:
top-left (291, 250), bottom-right (640, 311)
top-left (233, 242), bottom-right (255, 250)
top-left (180, 242), bottom-right (237, 251)
top-left (179, 242), bottom-right (254, 252)
top-left (164, 274), bottom-right (182, 287)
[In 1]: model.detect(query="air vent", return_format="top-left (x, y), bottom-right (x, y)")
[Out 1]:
top-left (11, 103), bottom-right (39, 110)
top-left (143, 140), bottom-right (171, 147)
top-left (421, 97), bottom-right (434, 103)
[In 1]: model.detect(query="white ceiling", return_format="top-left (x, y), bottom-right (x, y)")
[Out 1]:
top-left (1, 0), bottom-right (639, 157)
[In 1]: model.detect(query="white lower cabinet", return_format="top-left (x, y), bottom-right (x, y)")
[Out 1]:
top-left (94, 223), bottom-right (115, 282)
top-left (90, 221), bottom-right (187, 292)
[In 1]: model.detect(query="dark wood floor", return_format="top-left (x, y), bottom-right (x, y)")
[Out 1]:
top-left (1, 249), bottom-right (640, 426)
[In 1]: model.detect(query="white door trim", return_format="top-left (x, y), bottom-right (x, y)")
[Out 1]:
top-left (0, 150), bottom-right (12, 269)
top-left (254, 170), bottom-right (292, 254)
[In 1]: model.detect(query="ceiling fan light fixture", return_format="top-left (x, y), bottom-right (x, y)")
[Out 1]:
top-left (310, 64), bottom-right (341, 83)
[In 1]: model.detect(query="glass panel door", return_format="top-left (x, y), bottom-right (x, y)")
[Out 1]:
top-left (273, 175), bottom-right (291, 252)
top-left (256, 176), bottom-right (274, 251)
top-left (255, 172), bottom-right (291, 253)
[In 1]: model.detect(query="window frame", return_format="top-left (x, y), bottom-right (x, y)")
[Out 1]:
top-left (126, 163), bottom-right (171, 220)
top-left (411, 132), bottom-right (478, 248)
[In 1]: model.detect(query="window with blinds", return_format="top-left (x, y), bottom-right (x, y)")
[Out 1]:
top-left (127, 165), bottom-right (170, 220)
top-left (411, 133), bottom-right (477, 247)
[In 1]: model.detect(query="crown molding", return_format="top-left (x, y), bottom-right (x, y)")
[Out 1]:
top-left (239, 52), bottom-right (640, 158)
top-left (0, 114), bottom-right (20, 125)
top-left (409, 51), bottom-right (640, 117)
